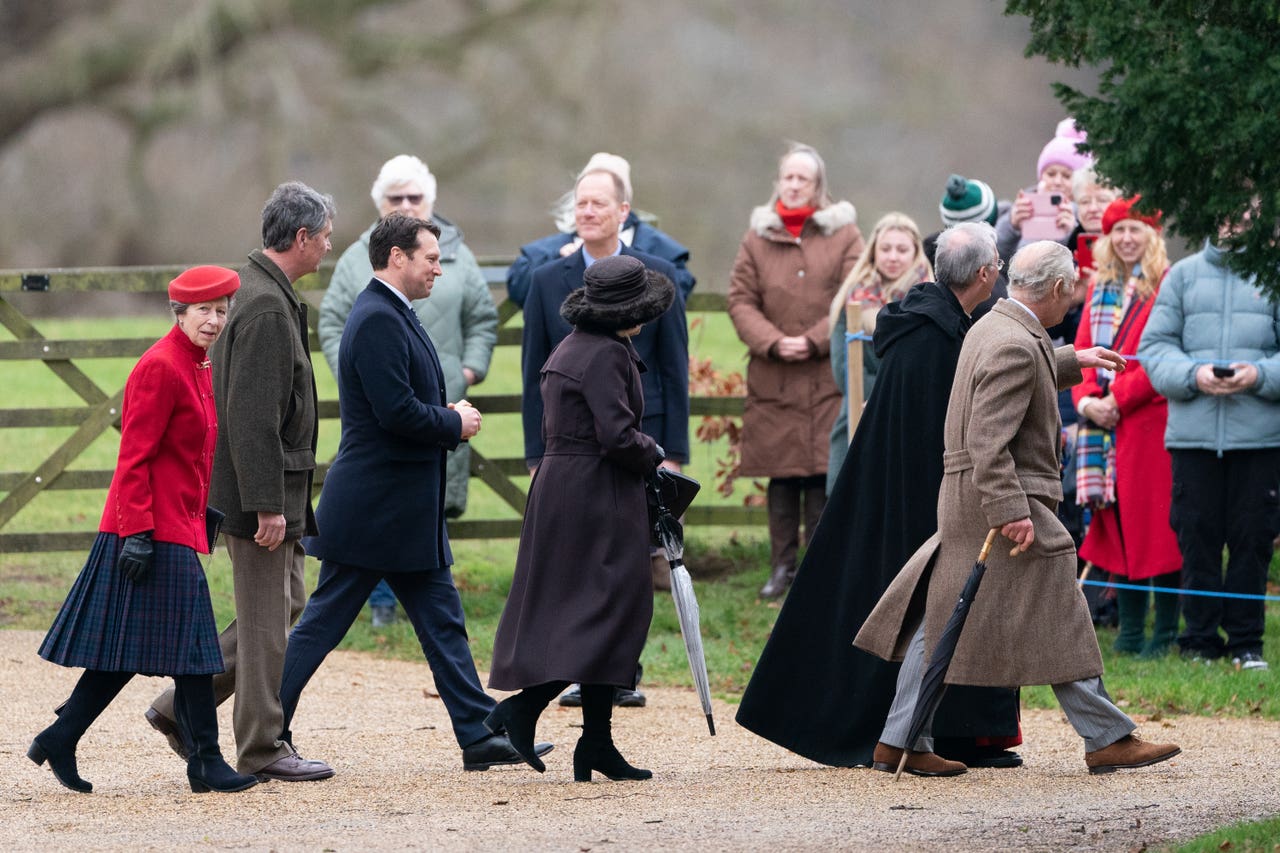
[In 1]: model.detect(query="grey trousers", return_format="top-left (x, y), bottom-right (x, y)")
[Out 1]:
top-left (880, 620), bottom-right (1136, 753)
top-left (150, 534), bottom-right (308, 774)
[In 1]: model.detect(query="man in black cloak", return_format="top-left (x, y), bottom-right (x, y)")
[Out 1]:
top-left (736, 222), bottom-right (1022, 769)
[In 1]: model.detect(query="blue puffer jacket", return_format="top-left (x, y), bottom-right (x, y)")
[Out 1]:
top-left (1139, 241), bottom-right (1280, 452)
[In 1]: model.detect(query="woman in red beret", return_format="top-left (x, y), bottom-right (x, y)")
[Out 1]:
top-left (1071, 197), bottom-right (1182, 657)
top-left (29, 266), bottom-right (258, 794)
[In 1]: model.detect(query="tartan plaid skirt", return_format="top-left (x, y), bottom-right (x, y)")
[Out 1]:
top-left (38, 532), bottom-right (224, 676)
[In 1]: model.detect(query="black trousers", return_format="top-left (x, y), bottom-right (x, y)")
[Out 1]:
top-left (1169, 448), bottom-right (1280, 657)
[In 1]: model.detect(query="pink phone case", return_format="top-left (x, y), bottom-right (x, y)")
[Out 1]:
top-left (1022, 191), bottom-right (1067, 241)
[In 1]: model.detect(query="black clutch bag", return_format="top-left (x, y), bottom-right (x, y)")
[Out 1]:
top-left (205, 506), bottom-right (226, 551)
top-left (646, 468), bottom-right (701, 523)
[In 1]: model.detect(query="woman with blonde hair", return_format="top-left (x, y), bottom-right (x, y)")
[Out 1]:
top-left (1072, 197), bottom-right (1181, 657)
top-left (728, 142), bottom-right (864, 599)
top-left (826, 213), bottom-right (932, 484)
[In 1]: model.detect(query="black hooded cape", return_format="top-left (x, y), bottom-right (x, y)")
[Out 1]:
top-left (735, 281), bottom-right (1019, 767)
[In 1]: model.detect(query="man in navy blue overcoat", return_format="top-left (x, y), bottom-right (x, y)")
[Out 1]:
top-left (521, 166), bottom-right (690, 706)
top-left (278, 214), bottom-right (550, 772)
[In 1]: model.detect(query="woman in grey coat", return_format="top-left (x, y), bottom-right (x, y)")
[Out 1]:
top-left (487, 255), bottom-right (673, 782)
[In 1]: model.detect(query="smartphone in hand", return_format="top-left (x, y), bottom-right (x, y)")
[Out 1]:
top-left (1074, 233), bottom-right (1099, 272)
top-left (1212, 365), bottom-right (1236, 378)
top-left (1022, 191), bottom-right (1068, 241)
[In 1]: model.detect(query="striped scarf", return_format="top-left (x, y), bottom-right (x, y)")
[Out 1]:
top-left (1075, 275), bottom-right (1134, 508)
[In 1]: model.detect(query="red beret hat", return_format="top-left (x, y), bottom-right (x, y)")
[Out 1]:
top-left (168, 266), bottom-right (240, 303)
top-left (1102, 196), bottom-right (1162, 235)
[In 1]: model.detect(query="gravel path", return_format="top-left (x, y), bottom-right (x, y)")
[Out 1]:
top-left (3, 629), bottom-right (1278, 851)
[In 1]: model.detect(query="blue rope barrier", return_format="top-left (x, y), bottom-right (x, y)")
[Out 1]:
top-left (1079, 577), bottom-right (1280, 602)
top-left (842, 331), bottom-right (1263, 369)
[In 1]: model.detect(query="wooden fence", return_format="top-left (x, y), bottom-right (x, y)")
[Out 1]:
top-left (0, 261), bottom-right (760, 555)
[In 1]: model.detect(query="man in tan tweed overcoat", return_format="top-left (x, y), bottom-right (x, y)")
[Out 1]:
top-left (855, 241), bottom-right (1181, 777)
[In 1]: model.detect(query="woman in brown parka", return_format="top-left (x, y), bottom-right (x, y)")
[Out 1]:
top-left (728, 142), bottom-right (864, 598)
top-left (487, 255), bottom-right (674, 782)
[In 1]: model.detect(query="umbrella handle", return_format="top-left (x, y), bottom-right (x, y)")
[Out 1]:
top-left (978, 528), bottom-right (998, 561)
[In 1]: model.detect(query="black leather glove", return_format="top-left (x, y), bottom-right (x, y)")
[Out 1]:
top-left (118, 532), bottom-right (155, 585)
top-left (654, 444), bottom-right (666, 466)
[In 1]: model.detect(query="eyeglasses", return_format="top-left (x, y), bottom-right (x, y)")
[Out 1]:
top-left (386, 193), bottom-right (425, 206)
top-left (991, 258), bottom-right (1005, 271)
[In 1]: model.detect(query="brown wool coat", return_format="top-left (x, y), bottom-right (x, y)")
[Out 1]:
top-left (855, 300), bottom-right (1104, 687)
top-left (728, 202), bottom-right (864, 478)
top-left (488, 330), bottom-right (663, 690)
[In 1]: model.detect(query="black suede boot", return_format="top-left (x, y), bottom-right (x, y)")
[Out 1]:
top-left (484, 681), bottom-right (567, 773)
top-left (28, 669), bottom-right (133, 793)
top-left (573, 684), bottom-right (651, 782)
top-left (174, 675), bottom-right (257, 793)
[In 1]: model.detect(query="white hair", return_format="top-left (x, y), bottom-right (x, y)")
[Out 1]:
top-left (1008, 241), bottom-right (1074, 301)
top-left (369, 155), bottom-right (438, 210)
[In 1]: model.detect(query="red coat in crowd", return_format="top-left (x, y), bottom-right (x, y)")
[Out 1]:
top-left (100, 324), bottom-right (218, 552)
top-left (1071, 282), bottom-right (1181, 580)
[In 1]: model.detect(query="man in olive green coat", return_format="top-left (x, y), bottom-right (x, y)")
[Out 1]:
top-left (855, 241), bottom-right (1181, 777)
top-left (147, 182), bottom-right (337, 782)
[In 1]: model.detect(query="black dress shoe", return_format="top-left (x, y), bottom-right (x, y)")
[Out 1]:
top-left (462, 734), bottom-right (554, 771)
top-left (954, 749), bottom-right (1024, 769)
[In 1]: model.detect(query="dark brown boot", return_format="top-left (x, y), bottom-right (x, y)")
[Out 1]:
top-left (760, 563), bottom-right (794, 599)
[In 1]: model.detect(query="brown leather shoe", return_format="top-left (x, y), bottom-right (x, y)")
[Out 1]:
top-left (254, 750), bottom-right (335, 782)
top-left (651, 553), bottom-right (672, 592)
top-left (871, 742), bottom-right (967, 777)
top-left (144, 708), bottom-right (188, 760)
top-left (1085, 734), bottom-right (1181, 774)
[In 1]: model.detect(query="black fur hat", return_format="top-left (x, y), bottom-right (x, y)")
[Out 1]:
top-left (560, 255), bottom-right (675, 331)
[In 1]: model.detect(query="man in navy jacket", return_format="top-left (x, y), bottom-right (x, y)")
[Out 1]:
top-left (278, 214), bottom-right (550, 772)
top-left (521, 166), bottom-right (689, 707)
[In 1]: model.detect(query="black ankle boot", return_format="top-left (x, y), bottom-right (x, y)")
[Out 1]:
top-left (27, 732), bottom-right (91, 793)
top-left (573, 736), bottom-right (652, 782)
top-left (174, 676), bottom-right (257, 793)
top-left (27, 669), bottom-right (133, 794)
top-left (575, 683), bottom-right (651, 782)
top-left (483, 685), bottom-right (562, 774)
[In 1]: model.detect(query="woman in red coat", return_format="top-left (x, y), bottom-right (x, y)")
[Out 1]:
top-left (30, 267), bottom-right (257, 794)
top-left (1072, 198), bottom-right (1182, 657)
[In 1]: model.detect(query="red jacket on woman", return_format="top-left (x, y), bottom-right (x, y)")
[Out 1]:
top-left (100, 324), bottom-right (218, 552)
top-left (1071, 280), bottom-right (1181, 579)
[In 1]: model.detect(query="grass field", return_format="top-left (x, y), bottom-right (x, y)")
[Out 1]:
top-left (2, 310), bottom-right (1277, 718)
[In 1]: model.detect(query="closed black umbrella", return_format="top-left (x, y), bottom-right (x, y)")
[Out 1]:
top-left (647, 469), bottom-right (714, 736)
top-left (894, 528), bottom-right (1001, 780)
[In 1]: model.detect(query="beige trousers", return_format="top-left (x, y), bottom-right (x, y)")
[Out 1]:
top-left (150, 534), bottom-right (307, 773)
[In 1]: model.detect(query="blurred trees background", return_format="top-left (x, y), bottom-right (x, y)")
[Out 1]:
top-left (0, 0), bottom-right (1094, 289)
top-left (1012, 0), bottom-right (1280, 297)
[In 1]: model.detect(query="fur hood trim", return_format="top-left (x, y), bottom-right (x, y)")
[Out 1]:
top-left (749, 200), bottom-right (857, 238)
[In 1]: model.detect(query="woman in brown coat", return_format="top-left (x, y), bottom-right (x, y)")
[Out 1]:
top-left (487, 255), bottom-right (674, 782)
top-left (728, 142), bottom-right (864, 598)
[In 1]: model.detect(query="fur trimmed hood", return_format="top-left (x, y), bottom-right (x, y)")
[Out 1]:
top-left (749, 200), bottom-right (857, 238)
